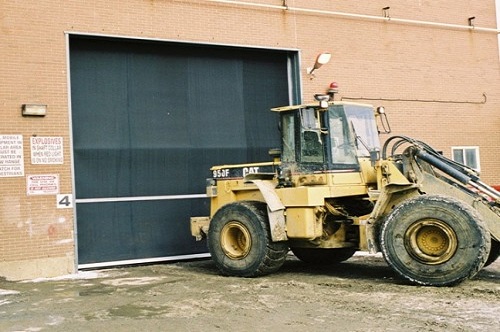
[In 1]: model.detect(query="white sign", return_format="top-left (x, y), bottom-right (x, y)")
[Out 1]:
top-left (27, 174), bottom-right (59, 195)
top-left (0, 134), bottom-right (24, 177)
top-left (30, 136), bottom-right (64, 164)
top-left (57, 194), bottom-right (73, 209)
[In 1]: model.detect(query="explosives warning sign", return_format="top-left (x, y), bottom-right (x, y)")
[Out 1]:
top-left (30, 136), bottom-right (63, 164)
top-left (0, 134), bottom-right (24, 177)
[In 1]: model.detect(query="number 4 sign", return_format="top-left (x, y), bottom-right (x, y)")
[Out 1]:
top-left (57, 194), bottom-right (73, 208)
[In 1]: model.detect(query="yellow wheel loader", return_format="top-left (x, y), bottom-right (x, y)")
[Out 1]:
top-left (190, 94), bottom-right (500, 286)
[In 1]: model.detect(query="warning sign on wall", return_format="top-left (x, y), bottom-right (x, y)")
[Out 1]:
top-left (27, 174), bottom-right (59, 195)
top-left (0, 134), bottom-right (24, 177)
top-left (30, 137), bottom-right (64, 164)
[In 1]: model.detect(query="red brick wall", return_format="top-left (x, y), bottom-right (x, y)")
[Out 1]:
top-left (1, 0), bottom-right (499, 279)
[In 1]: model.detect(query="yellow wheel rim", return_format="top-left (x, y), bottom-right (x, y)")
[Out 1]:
top-left (405, 219), bottom-right (458, 265)
top-left (220, 221), bottom-right (251, 259)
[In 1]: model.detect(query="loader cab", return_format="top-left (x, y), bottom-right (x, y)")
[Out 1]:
top-left (274, 102), bottom-right (380, 172)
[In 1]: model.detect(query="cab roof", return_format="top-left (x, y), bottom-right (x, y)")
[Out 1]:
top-left (271, 100), bottom-right (374, 112)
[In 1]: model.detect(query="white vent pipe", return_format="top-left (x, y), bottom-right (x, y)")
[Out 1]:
top-left (205, 0), bottom-right (500, 34)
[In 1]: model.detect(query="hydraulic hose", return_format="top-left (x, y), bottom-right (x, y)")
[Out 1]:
top-left (415, 149), bottom-right (472, 184)
top-left (383, 135), bottom-right (500, 202)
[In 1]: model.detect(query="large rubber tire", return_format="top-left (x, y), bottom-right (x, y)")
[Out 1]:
top-left (291, 247), bottom-right (356, 265)
top-left (380, 195), bottom-right (490, 286)
top-left (484, 238), bottom-right (500, 267)
top-left (207, 201), bottom-right (289, 277)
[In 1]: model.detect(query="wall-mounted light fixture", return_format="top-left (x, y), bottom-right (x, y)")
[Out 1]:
top-left (22, 104), bottom-right (47, 117)
top-left (307, 52), bottom-right (331, 78)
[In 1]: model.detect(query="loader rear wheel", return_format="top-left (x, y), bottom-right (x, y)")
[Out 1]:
top-left (484, 239), bottom-right (500, 267)
top-left (380, 195), bottom-right (490, 286)
top-left (291, 247), bottom-right (356, 265)
top-left (207, 201), bottom-right (289, 277)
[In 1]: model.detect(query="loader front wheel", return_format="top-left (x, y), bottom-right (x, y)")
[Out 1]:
top-left (207, 201), bottom-right (288, 277)
top-left (380, 195), bottom-right (490, 286)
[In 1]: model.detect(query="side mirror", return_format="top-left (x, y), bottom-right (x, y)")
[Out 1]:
top-left (370, 148), bottom-right (380, 167)
top-left (376, 106), bottom-right (392, 134)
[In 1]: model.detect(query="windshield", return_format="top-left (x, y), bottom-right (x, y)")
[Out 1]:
top-left (328, 107), bottom-right (358, 165)
top-left (342, 105), bottom-right (380, 157)
top-left (328, 104), bottom-right (380, 167)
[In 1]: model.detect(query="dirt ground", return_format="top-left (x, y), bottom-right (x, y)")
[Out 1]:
top-left (1, 252), bottom-right (499, 332)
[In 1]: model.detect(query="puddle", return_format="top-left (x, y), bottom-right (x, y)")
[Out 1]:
top-left (26, 271), bottom-right (108, 283)
top-left (78, 286), bottom-right (116, 297)
top-left (108, 303), bottom-right (169, 318)
top-left (101, 277), bottom-right (165, 287)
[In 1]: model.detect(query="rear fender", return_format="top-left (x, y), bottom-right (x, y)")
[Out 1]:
top-left (247, 179), bottom-right (288, 242)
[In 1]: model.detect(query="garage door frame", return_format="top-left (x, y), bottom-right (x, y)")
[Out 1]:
top-left (65, 31), bottom-right (302, 270)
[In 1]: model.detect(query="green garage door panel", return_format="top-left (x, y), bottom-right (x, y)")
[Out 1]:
top-left (70, 37), bottom-right (294, 264)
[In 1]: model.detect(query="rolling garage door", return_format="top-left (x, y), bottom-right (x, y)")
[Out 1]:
top-left (69, 36), bottom-right (298, 266)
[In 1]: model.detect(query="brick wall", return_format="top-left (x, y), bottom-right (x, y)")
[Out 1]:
top-left (1, 0), bottom-right (499, 279)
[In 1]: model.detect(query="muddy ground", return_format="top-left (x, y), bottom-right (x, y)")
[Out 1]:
top-left (1, 253), bottom-right (499, 332)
